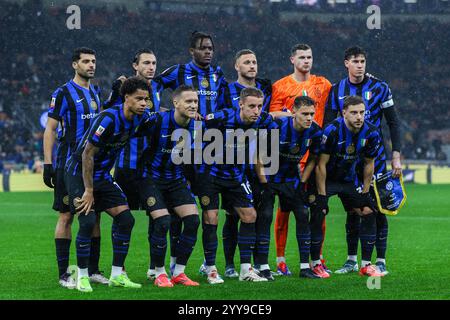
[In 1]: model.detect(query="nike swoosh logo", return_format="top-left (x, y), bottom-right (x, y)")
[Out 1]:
top-left (80, 244), bottom-right (89, 248)
top-left (233, 97), bottom-right (240, 101)
top-left (162, 134), bottom-right (171, 138)
top-left (123, 242), bottom-right (129, 245)
top-left (338, 96), bottom-right (346, 100)
top-left (186, 75), bottom-right (196, 79)
top-left (338, 141), bottom-right (346, 145)
top-left (280, 142), bottom-right (290, 144)
top-left (77, 98), bottom-right (84, 103)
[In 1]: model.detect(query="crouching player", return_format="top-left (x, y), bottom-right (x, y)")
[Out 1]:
top-left (313, 96), bottom-right (385, 278)
top-left (256, 96), bottom-right (322, 279)
top-left (136, 85), bottom-right (201, 287)
top-left (64, 77), bottom-right (149, 292)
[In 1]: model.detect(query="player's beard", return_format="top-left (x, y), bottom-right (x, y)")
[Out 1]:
top-left (77, 70), bottom-right (95, 80)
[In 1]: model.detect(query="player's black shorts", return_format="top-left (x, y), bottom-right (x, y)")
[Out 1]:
top-left (114, 168), bottom-right (143, 211)
top-left (325, 180), bottom-right (366, 211)
top-left (52, 168), bottom-right (70, 213)
top-left (196, 174), bottom-right (254, 211)
top-left (64, 171), bottom-right (128, 214)
top-left (139, 177), bottom-right (196, 213)
top-left (260, 180), bottom-right (307, 213)
top-left (222, 175), bottom-right (262, 215)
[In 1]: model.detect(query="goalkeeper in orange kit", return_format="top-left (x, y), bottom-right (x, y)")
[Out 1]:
top-left (269, 44), bottom-right (331, 275)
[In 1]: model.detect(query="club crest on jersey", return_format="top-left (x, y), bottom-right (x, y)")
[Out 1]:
top-left (91, 99), bottom-right (98, 111)
top-left (212, 74), bottom-right (217, 82)
top-left (95, 125), bottom-right (105, 137)
top-left (346, 144), bottom-right (355, 154)
top-left (201, 78), bottom-right (209, 88)
top-left (205, 113), bottom-right (214, 120)
top-left (50, 97), bottom-right (56, 109)
top-left (364, 91), bottom-right (372, 100)
top-left (321, 135), bottom-right (327, 145)
top-left (146, 99), bottom-right (153, 109)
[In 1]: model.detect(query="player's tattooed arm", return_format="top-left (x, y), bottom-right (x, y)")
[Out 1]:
top-left (79, 142), bottom-right (98, 215)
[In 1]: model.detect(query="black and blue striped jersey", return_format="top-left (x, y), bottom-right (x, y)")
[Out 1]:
top-left (325, 75), bottom-right (394, 165)
top-left (218, 78), bottom-right (272, 112)
top-left (103, 80), bottom-right (163, 171)
top-left (320, 117), bottom-right (381, 183)
top-left (136, 110), bottom-right (197, 180)
top-left (154, 61), bottom-right (227, 116)
top-left (266, 118), bottom-right (322, 183)
top-left (65, 105), bottom-right (148, 182)
top-left (202, 108), bottom-right (274, 183)
top-left (48, 80), bottom-right (101, 169)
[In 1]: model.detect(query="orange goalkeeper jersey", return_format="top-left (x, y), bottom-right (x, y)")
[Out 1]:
top-left (270, 74), bottom-right (331, 126)
top-left (270, 74), bottom-right (332, 168)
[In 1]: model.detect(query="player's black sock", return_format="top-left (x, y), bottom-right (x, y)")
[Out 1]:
top-left (346, 212), bottom-right (361, 256)
top-left (294, 207), bottom-right (311, 264)
top-left (255, 233), bottom-right (270, 266)
top-left (148, 216), bottom-right (155, 269)
top-left (222, 213), bottom-right (238, 267)
top-left (310, 208), bottom-right (325, 261)
top-left (376, 212), bottom-right (388, 259)
top-left (202, 223), bottom-right (218, 266)
top-left (238, 221), bottom-right (256, 264)
top-left (76, 213), bottom-right (96, 269)
top-left (360, 213), bottom-right (377, 262)
top-left (55, 238), bottom-right (71, 277)
top-left (170, 212), bottom-right (182, 259)
top-left (175, 214), bottom-right (199, 266)
top-left (150, 215), bottom-right (170, 268)
top-left (112, 210), bottom-right (135, 267)
top-left (88, 237), bottom-right (100, 275)
top-left (254, 204), bottom-right (273, 266)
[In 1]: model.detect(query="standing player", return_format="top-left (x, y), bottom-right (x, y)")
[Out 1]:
top-left (136, 85), bottom-right (201, 288)
top-left (324, 47), bottom-right (402, 275)
top-left (213, 49), bottom-right (272, 278)
top-left (257, 96), bottom-right (322, 279)
top-left (103, 49), bottom-right (162, 279)
top-left (154, 31), bottom-right (227, 273)
top-left (43, 47), bottom-right (107, 288)
top-left (314, 95), bottom-right (384, 278)
top-left (269, 43), bottom-right (332, 275)
top-left (65, 77), bottom-right (148, 292)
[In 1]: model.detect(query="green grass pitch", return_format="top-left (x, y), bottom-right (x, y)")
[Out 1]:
top-left (0, 184), bottom-right (449, 300)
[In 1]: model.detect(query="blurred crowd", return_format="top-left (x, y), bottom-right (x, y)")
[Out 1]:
top-left (0, 0), bottom-right (449, 167)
